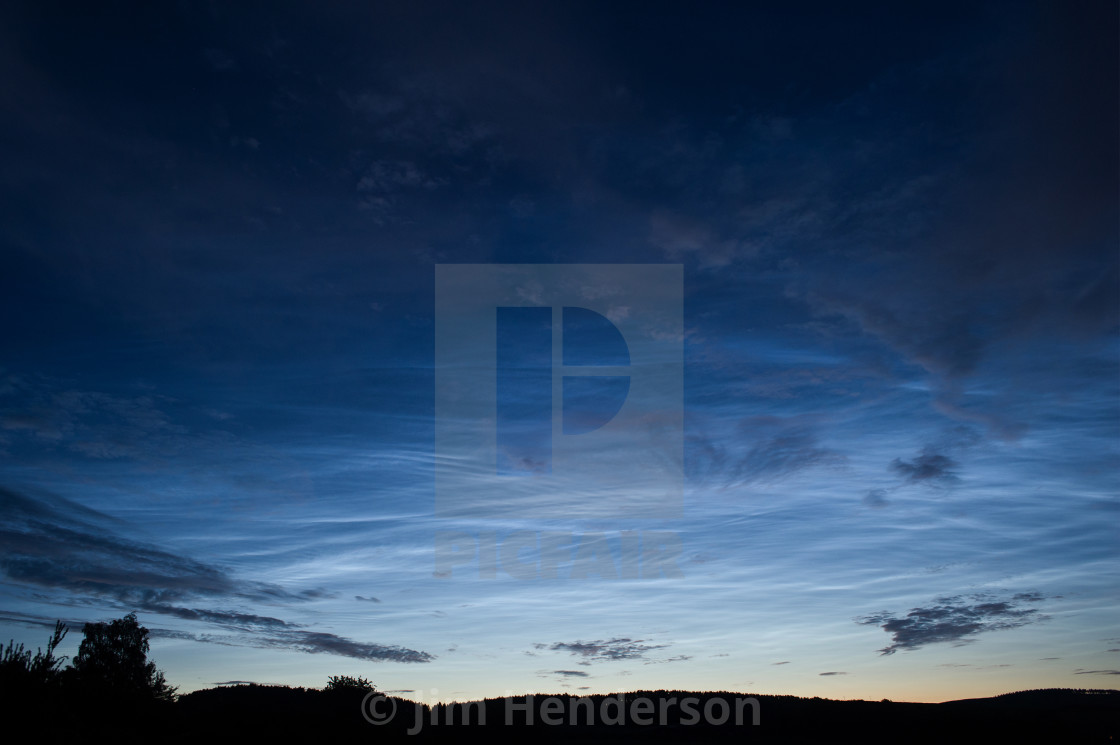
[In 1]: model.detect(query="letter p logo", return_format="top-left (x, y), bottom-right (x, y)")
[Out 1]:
top-left (436, 265), bottom-right (682, 519)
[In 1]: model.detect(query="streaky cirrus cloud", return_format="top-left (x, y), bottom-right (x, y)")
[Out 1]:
top-left (0, 485), bottom-right (433, 663)
top-left (687, 416), bottom-right (843, 489)
top-left (0, 485), bottom-right (314, 605)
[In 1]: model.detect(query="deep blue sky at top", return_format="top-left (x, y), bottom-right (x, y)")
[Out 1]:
top-left (0, 1), bottom-right (1116, 700)
top-left (2, 3), bottom-right (1113, 379)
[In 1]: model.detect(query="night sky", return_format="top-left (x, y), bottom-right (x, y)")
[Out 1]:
top-left (1, 2), bottom-right (1117, 703)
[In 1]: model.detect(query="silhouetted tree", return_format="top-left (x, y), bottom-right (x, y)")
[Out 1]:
top-left (71, 612), bottom-right (176, 701)
top-left (0, 621), bottom-right (68, 692)
top-left (324, 674), bottom-right (375, 692)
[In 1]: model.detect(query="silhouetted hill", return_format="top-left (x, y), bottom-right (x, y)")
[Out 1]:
top-left (945, 687), bottom-right (1120, 707)
top-left (6, 682), bottom-right (1116, 743)
top-left (167, 686), bottom-right (1118, 744)
top-left (175, 683), bottom-right (426, 740)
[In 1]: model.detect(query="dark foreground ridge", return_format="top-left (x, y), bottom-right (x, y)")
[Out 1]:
top-left (7, 683), bottom-right (1119, 744)
top-left (2, 618), bottom-right (1117, 743)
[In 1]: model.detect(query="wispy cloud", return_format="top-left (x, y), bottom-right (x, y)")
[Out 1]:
top-left (275, 631), bottom-right (432, 663)
top-left (0, 485), bottom-right (433, 663)
top-left (0, 485), bottom-right (299, 605)
top-left (689, 416), bottom-right (843, 488)
top-left (137, 604), bottom-right (294, 630)
top-left (868, 429), bottom-right (980, 506)
top-left (862, 489), bottom-right (890, 508)
top-left (890, 448), bottom-right (959, 486)
top-left (536, 638), bottom-right (667, 662)
top-left (857, 593), bottom-right (1047, 655)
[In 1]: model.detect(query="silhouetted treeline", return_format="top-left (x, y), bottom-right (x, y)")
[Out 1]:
top-left (3, 619), bottom-right (1117, 743)
top-left (1, 615), bottom-right (177, 744)
top-left (172, 686), bottom-right (1120, 744)
top-left (9, 682), bottom-right (1117, 744)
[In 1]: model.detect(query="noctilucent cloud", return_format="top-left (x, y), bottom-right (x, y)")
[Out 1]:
top-left (0, 2), bottom-right (1116, 703)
